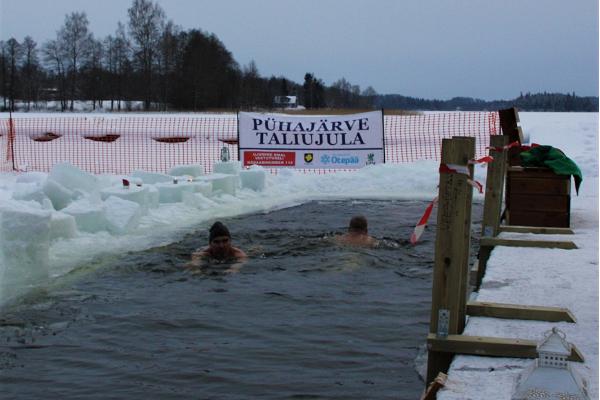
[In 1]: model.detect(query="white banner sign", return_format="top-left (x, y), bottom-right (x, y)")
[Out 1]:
top-left (238, 111), bottom-right (384, 169)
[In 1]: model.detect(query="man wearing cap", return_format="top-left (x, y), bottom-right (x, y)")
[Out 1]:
top-left (191, 221), bottom-right (247, 265)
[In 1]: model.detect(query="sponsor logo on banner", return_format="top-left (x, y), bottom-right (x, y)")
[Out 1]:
top-left (366, 153), bottom-right (376, 165)
top-left (243, 151), bottom-right (295, 167)
top-left (320, 154), bottom-right (359, 166)
top-left (303, 153), bottom-right (313, 164)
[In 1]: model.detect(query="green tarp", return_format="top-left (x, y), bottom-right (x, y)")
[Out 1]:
top-left (520, 145), bottom-right (583, 194)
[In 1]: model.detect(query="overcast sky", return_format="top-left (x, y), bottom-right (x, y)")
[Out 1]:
top-left (0, 0), bottom-right (598, 100)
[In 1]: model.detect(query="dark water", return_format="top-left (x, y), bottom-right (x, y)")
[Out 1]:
top-left (0, 200), bottom-right (481, 400)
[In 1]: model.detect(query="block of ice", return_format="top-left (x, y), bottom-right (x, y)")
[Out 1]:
top-left (182, 192), bottom-right (218, 210)
top-left (213, 161), bottom-right (241, 175)
top-left (104, 196), bottom-right (142, 235)
top-left (198, 173), bottom-right (237, 196)
top-left (12, 182), bottom-right (49, 204)
top-left (15, 172), bottom-right (47, 184)
top-left (155, 182), bottom-right (195, 203)
top-left (49, 163), bottom-right (98, 193)
top-left (131, 170), bottom-right (172, 184)
top-left (0, 205), bottom-right (52, 298)
top-left (181, 180), bottom-right (212, 196)
top-left (100, 185), bottom-right (149, 212)
top-left (62, 199), bottom-right (107, 233)
top-left (146, 186), bottom-right (159, 208)
top-left (42, 198), bottom-right (54, 210)
top-left (240, 169), bottom-right (267, 191)
top-left (49, 211), bottom-right (77, 239)
top-left (43, 178), bottom-right (74, 210)
top-left (168, 164), bottom-right (205, 177)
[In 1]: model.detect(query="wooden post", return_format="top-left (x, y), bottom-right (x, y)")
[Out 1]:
top-left (498, 107), bottom-right (523, 143)
top-left (452, 137), bottom-right (475, 333)
top-left (499, 107), bottom-right (524, 167)
top-left (426, 137), bottom-right (475, 385)
top-left (475, 135), bottom-right (509, 288)
top-left (481, 135), bottom-right (509, 238)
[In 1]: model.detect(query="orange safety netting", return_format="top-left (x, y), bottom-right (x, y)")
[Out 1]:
top-left (0, 112), bottom-right (499, 174)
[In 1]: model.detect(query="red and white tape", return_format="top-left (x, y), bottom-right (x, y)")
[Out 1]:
top-left (410, 196), bottom-right (438, 245)
top-left (486, 140), bottom-right (520, 152)
top-left (439, 162), bottom-right (485, 194)
top-left (469, 156), bottom-right (494, 165)
top-left (411, 157), bottom-right (491, 244)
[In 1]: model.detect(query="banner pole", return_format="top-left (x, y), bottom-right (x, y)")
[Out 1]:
top-left (381, 108), bottom-right (386, 163)
top-left (8, 109), bottom-right (15, 171)
top-left (236, 110), bottom-right (240, 162)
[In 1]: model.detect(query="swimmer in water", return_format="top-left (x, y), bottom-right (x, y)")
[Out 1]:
top-left (190, 221), bottom-right (247, 273)
top-left (335, 215), bottom-right (378, 247)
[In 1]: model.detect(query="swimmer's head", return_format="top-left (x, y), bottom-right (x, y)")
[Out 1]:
top-left (209, 221), bottom-right (231, 244)
top-left (348, 215), bottom-right (368, 234)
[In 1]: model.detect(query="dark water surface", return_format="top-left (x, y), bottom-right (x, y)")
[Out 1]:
top-left (0, 200), bottom-right (481, 400)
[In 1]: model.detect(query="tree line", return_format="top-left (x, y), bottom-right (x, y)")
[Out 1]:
top-left (0, 0), bottom-right (596, 112)
top-left (0, 0), bottom-right (377, 112)
top-left (376, 92), bottom-right (598, 112)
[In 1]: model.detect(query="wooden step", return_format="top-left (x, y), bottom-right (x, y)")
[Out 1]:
top-left (427, 333), bottom-right (584, 362)
top-left (499, 225), bottom-right (574, 235)
top-left (466, 301), bottom-right (576, 322)
top-left (479, 237), bottom-right (577, 249)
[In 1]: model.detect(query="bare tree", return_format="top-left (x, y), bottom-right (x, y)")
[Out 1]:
top-left (0, 41), bottom-right (6, 110)
top-left (4, 38), bottom-right (22, 111)
top-left (22, 36), bottom-right (40, 110)
top-left (84, 38), bottom-right (103, 110)
top-left (128, 0), bottom-right (165, 110)
top-left (157, 20), bottom-right (180, 111)
top-left (58, 11), bottom-right (93, 110)
top-left (42, 39), bottom-right (68, 111)
top-left (361, 86), bottom-right (378, 108)
top-left (110, 22), bottom-right (131, 111)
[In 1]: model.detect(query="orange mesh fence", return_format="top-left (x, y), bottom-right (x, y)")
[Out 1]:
top-left (0, 112), bottom-right (499, 174)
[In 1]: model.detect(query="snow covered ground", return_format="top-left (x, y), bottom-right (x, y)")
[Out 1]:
top-left (0, 111), bottom-right (596, 398)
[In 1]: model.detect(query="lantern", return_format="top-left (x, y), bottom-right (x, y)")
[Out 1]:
top-left (512, 328), bottom-right (589, 399)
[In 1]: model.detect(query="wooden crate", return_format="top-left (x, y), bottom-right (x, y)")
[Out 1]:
top-left (506, 167), bottom-right (571, 227)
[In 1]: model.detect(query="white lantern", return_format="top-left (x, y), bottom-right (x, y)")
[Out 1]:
top-left (512, 328), bottom-right (589, 399)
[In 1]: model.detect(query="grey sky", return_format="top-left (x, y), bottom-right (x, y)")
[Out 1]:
top-left (1, 0), bottom-right (598, 100)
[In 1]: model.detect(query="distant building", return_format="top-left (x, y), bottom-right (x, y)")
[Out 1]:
top-left (39, 87), bottom-right (60, 101)
top-left (273, 95), bottom-right (298, 109)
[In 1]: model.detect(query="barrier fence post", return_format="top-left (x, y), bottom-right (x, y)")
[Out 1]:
top-left (426, 137), bottom-right (475, 386)
top-left (8, 111), bottom-right (16, 171)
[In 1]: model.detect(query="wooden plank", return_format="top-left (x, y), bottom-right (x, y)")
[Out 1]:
top-left (508, 210), bottom-right (570, 228)
top-left (499, 225), bottom-right (574, 235)
top-left (509, 193), bottom-right (570, 212)
top-left (427, 333), bottom-right (584, 362)
top-left (479, 237), bottom-right (577, 249)
top-left (508, 176), bottom-right (571, 195)
top-left (481, 135), bottom-right (508, 238)
top-left (466, 301), bottom-right (576, 322)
